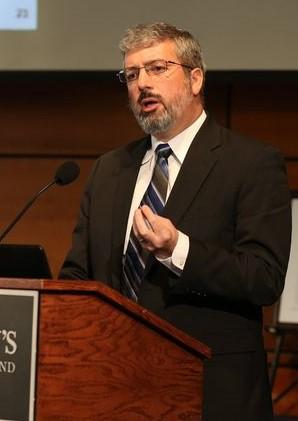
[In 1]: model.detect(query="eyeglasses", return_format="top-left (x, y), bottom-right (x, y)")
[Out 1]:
top-left (117, 59), bottom-right (194, 84)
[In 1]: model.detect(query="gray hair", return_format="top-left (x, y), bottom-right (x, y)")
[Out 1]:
top-left (119, 22), bottom-right (206, 78)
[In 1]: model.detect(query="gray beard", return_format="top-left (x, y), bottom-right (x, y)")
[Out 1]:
top-left (133, 108), bottom-right (173, 135)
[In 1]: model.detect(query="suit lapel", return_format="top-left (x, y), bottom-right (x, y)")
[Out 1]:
top-left (110, 138), bottom-right (150, 288)
top-left (163, 117), bottom-right (222, 225)
top-left (143, 117), bottom-right (222, 277)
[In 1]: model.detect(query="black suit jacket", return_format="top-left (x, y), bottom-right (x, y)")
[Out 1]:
top-left (60, 117), bottom-right (291, 421)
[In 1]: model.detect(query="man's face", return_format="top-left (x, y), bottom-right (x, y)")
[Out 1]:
top-left (124, 40), bottom-right (203, 140)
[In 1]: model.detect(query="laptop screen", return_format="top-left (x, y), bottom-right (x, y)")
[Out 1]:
top-left (0, 244), bottom-right (52, 279)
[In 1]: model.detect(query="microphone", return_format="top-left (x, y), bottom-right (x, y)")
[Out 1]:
top-left (0, 161), bottom-right (80, 242)
top-left (54, 161), bottom-right (80, 186)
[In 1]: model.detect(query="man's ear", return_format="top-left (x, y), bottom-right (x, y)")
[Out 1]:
top-left (190, 68), bottom-right (204, 96)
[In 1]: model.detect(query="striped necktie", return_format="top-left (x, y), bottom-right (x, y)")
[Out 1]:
top-left (122, 143), bottom-right (172, 300)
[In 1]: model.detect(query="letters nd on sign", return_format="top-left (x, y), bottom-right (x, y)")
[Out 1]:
top-left (0, 290), bottom-right (38, 421)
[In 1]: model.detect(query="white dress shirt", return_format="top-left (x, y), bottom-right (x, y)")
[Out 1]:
top-left (124, 110), bottom-right (207, 274)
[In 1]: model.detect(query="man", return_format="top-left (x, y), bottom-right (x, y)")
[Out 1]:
top-left (60, 22), bottom-right (291, 420)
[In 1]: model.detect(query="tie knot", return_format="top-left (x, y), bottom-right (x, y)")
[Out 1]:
top-left (155, 143), bottom-right (172, 159)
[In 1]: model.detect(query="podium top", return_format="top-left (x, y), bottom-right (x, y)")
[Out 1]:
top-left (0, 277), bottom-right (211, 359)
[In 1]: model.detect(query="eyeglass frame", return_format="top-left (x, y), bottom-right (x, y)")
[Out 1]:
top-left (116, 59), bottom-right (194, 84)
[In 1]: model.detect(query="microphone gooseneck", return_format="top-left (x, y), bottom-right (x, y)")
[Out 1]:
top-left (0, 161), bottom-right (80, 242)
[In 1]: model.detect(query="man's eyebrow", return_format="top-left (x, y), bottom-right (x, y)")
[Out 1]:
top-left (124, 65), bottom-right (138, 70)
top-left (125, 59), bottom-right (164, 69)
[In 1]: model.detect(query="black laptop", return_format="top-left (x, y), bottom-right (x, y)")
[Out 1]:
top-left (0, 244), bottom-right (52, 279)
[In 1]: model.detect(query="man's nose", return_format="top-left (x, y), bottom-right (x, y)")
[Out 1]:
top-left (137, 68), bottom-right (152, 90)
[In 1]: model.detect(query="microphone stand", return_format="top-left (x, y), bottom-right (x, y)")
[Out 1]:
top-left (0, 180), bottom-right (56, 242)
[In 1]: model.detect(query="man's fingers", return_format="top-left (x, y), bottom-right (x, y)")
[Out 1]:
top-left (140, 205), bottom-right (157, 230)
top-left (133, 208), bottom-right (155, 243)
top-left (132, 205), bottom-right (178, 257)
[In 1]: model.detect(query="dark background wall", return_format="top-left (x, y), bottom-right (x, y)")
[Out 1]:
top-left (0, 70), bottom-right (297, 415)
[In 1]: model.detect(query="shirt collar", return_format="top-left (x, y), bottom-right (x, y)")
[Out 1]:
top-left (149, 110), bottom-right (207, 164)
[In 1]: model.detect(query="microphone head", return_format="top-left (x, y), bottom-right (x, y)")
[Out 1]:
top-left (55, 161), bottom-right (80, 186)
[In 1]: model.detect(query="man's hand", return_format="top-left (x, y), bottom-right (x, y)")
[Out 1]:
top-left (133, 205), bottom-right (178, 259)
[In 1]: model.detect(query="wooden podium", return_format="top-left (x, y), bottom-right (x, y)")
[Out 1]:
top-left (0, 279), bottom-right (211, 420)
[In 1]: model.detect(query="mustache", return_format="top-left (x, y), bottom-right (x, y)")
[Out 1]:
top-left (137, 91), bottom-right (163, 105)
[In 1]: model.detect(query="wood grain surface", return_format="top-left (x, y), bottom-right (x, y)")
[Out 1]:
top-left (0, 279), bottom-right (208, 420)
